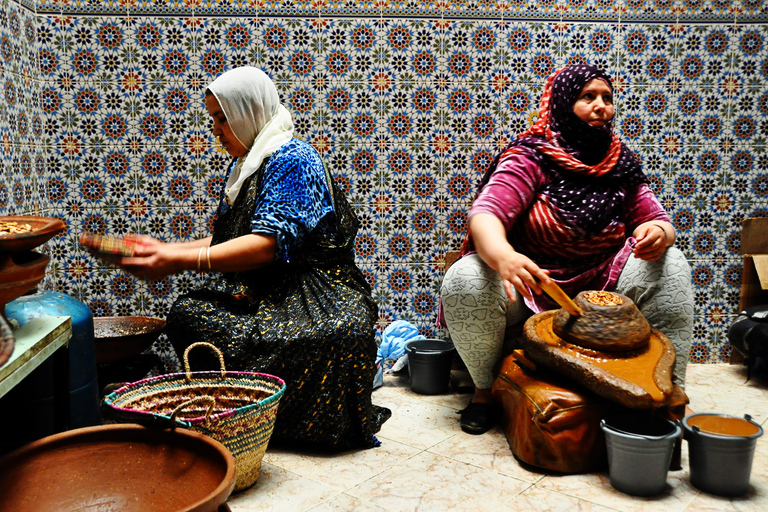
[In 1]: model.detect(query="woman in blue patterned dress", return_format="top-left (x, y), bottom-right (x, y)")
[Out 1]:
top-left (119, 67), bottom-right (390, 449)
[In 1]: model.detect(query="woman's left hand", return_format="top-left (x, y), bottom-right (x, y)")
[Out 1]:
top-left (632, 221), bottom-right (674, 261)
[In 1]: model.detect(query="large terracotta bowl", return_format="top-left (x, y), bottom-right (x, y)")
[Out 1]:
top-left (93, 316), bottom-right (167, 364)
top-left (0, 424), bottom-right (235, 512)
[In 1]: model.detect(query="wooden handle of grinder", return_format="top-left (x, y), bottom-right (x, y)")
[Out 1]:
top-left (536, 278), bottom-right (583, 317)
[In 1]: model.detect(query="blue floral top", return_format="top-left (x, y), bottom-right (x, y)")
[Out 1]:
top-left (219, 138), bottom-right (335, 262)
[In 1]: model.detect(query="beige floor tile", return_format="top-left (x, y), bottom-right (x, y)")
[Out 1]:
top-left (308, 492), bottom-right (388, 511)
top-left (684, 365), bottom-right (768, 424)
top-left (227, 462), bottom-right (340, 511)
top-left (261, 437), bottom-right (422, 491)
top-left (427, 425), bottom-right (547, 483)
top-left (534, 469), bottom-right (698, 512)
top-left (509, 484), bottom-right (623, 511)
top-left (346, 450), bottom-right (531, 511)
top-left (372, 385), bottom-right (463, 450)
top-left (227, 364), bottom-right (768, 511)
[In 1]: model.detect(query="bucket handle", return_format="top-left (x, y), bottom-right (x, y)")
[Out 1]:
top-left (408, 345), bottom-right (455, 355)
top-left (169, 395), bottom-right (216, 428)
top-left (183, 342), bottom-right (227, 381)
top-left (600, 418), bottom-right (682, 441)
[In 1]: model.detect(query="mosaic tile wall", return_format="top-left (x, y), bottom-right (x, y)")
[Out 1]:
top-left (0, 0), bottom-right (44, 217)
top-left (1, 1), bottom-right (767, 366)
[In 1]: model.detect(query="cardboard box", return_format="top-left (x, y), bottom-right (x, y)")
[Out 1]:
top-left (731, 217), bottom-right (768, 363)
top-left (738, 217), bottom-right (768, 311)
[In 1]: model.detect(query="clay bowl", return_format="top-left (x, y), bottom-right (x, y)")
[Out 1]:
top-left (0, 313), bottom-right (12, 368)
top-left (552, 290), bottom-right (651, 352)
top-left (0, 424), bottom-right (235, 512)
top-left (94, 316), bottom-right (167, 364)
top-left (0, 216), bottom-right (66, 254)
top-left (0, 251), bottom-right (49, 319)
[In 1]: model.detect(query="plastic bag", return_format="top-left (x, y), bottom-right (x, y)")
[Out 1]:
top-left (377, 320), bottom-right (425, 373)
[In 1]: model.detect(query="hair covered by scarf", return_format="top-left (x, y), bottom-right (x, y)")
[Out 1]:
top-left (462, 64), bottom-right (648, 257)
top-left (207, 66), bottom-right (294, 205)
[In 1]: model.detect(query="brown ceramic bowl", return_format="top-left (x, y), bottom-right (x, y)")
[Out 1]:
top-left (0, 216), bottom-right (66, 254)
top-left (93, 316), bottom-right (166, 364)
top-left (0, 424), bottom-right (235, 512)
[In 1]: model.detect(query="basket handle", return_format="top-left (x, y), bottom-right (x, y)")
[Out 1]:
top-left (183, 342), bottom-right (227, 381)
top-left (169, 395), bottom-right (216, 428)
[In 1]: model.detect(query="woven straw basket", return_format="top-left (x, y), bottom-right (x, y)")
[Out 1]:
top-left (103, 342), bottom-right (286, 491)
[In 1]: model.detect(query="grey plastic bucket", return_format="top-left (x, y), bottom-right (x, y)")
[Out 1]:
top-left (600, 412), bottom-right (681, 496)
top-left (405, 339), bottom-right (455, 395)
top-left (683, 413), bottom-right (763, 497)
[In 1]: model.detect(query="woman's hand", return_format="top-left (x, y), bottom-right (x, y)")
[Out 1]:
top-left (632, 221), bottom-right (674, 261)
top-left (469, 213), bottom-right (551, 301)
top-left (117, 234), bottom-right (277, 280)
top-left (495, 250), bottom-right (551, 302)
top-left (119, 241), bottom-right (200, 281)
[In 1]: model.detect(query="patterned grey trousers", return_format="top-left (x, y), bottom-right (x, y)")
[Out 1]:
top-left (440, 248), bottom-right (694, 389)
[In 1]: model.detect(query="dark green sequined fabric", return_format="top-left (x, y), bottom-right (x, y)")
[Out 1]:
top-left (167, 156), bottom-right (390, 450)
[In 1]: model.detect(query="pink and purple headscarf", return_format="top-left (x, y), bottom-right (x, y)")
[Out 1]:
top-left (475, 64), bottom-right (647, 238)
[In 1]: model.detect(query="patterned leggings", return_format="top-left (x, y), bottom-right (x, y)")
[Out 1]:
top-left (440, 248), bottom-right (694, 389)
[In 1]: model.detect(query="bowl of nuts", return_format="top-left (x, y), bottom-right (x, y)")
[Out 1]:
top-left (0, 216), bottom-right (67, 254)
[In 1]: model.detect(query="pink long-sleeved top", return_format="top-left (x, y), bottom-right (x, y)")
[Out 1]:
top-left (468, 147), bottom-right (670, 313)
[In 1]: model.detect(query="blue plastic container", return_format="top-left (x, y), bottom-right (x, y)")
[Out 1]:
top-left (2, 291), bottom-right (100, 452)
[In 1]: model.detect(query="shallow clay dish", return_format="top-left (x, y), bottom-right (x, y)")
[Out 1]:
top-left (0, 216), bottom-right (66, 254)
top-left (552, 290), bottom-right (651, 351)
top-left (0, 424), bottom-right (235, 512)
top-left (93, 316), bottom-right (166, 364)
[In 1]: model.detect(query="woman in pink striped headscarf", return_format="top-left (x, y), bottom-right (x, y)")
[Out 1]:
top-left (441, 64), bottom-right (693, 435)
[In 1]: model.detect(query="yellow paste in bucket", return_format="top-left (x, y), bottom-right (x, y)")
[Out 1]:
top-left (687, 415), bottom-right (760, 437)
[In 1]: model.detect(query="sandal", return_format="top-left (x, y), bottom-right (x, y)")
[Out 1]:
top-left (459, 401), bottom-right (496, 435)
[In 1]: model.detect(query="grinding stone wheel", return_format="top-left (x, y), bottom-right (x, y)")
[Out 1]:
top-left (552, 291), bottom-right (651, 352)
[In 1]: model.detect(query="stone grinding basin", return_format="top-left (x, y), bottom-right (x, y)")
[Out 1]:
top-left (522, 309), bottom-right (677, 409)
top-left (0, 424), bottom-right (235, 512)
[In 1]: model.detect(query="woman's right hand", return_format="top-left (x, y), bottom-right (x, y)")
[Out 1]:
top-left (469, 213), bottom-right (551, 301)
top-left (119, 241), bottom-right (191, 281)
top-left (117, 235), bottom-right (210, 280)
top-left (494, 249), bottom-right (550, 302)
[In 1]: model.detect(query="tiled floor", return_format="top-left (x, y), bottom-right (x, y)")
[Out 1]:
top-left (228, 364), bottom-right (768, 511)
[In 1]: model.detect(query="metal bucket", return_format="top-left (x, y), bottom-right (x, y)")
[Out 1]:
top-left (683, 413), bottom-right (763, 497)
top-left (600, 412), bottom-right (681, 496)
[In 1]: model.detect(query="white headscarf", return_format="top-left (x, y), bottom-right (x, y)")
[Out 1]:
top-left (207, 67), bottom-right (294, 205)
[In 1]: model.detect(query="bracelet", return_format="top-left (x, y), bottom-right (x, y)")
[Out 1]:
top-left (652, 223), bottom-right (669, 243)
top-left (196, 247), bottom-right (205, 273)
top-left (205, 246), bottom-right (212, 272)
